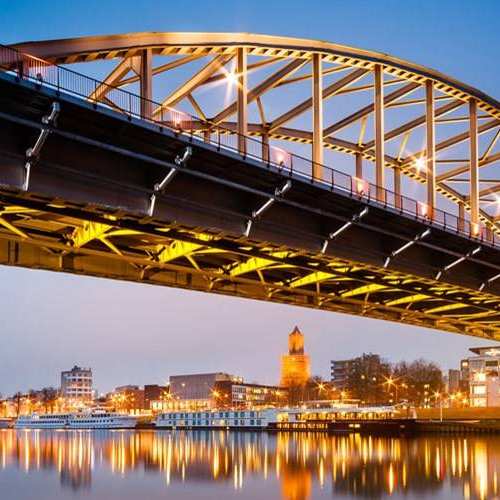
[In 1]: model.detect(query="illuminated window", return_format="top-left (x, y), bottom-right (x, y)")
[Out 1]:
top-left (472, 385), bottom-right (486, 395)
top-left (475, 373), bottom-right (487, 382)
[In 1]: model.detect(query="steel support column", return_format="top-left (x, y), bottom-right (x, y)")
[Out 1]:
top-left (374, 64), bottom-right (385, 201)
top-left (312, 53), bottom-right (323, 180)
top-left (262, 132), bottom-right (270, 163)
top-left (140, 49), bottom-right (153, 119)
top-left (426, 80), bottom-right (436, 218)
top-left (469, 99), bottom-right (479, 232)
top-left (355, 153), bottom-right (363, 179)
top-left (203, 128), bottom-right (211, 143)
top-left (237, 47), bottom-right (248, 155)
top-left (394, 166), bottom-right (401, 209)
top-left (458, 201), bottom-right (465, 232)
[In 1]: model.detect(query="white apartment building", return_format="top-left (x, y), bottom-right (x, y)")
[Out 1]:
top-left (60, 365), bottom-right (93, 402)
top-left (465, 347), bottom-right (500, 407)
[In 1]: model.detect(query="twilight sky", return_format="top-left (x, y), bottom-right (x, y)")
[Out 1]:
top-left (0, 0), bottom-right (499, 395)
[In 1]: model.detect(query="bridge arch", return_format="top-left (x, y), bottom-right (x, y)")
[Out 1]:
top-left (12, 32), bottom-right (500, 235)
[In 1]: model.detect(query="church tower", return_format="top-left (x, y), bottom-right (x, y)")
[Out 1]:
top-left (280, 326), bottom-right (311, 387)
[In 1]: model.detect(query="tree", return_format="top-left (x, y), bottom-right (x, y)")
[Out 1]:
top-left (40, 387), bottom-right (59, 413)
top-left (12, 392), bottom-right (23, 417)
top-left (392, 359), bottom-right (443, 406)
top-left (345, 353), bottom-right (391, 404)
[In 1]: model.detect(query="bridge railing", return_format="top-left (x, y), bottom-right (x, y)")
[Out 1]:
top-left (0, 44), bottom-right (495, 247)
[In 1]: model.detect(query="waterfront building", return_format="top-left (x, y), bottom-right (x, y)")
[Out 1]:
top-left (60, 366), bottom-right (93, 403)
top-left (169, 373), bottom-right (243, 409)
top-left (280, 326), bottom-right (311, 387)
top-left (466, 346), bottom-right (500, 407)
top-left (213, 380), bottom-right (287, 408)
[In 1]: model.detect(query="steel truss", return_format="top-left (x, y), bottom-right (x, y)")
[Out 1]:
top-left (0, 196), bottom-right (498, 341)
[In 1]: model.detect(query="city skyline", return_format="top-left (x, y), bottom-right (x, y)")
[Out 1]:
top-left (0, 0), bottom-right (499, 395)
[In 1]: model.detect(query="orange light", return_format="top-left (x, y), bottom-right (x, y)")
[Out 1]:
top-left (418, 202), bottom-right (428, 217)
top-left (352, 176), bottom-right (367, 195)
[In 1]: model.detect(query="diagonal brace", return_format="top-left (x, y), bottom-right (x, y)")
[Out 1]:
top-left (479, 272), bottom-right (500, 292)
top-left (321, 207), bottom-right (369, 253)
top-left (435, 246), bottom-right (481, 280)
top-left (244, 181), bottom-right (292, 237)
top-left (384, 228), bottom-right (431, 268)
top-left (24, 101), bottom-right (60, 191)
top-left (148, 146), bottom-right (192, 216)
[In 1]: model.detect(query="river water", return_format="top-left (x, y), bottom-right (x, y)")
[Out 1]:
top-left (0, 429), bottom-right (498, 499)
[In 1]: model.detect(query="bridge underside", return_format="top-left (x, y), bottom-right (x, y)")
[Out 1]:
top-left (0, 74), bottom-right (499, 340)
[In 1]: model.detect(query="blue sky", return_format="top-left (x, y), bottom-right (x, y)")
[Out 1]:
top-left (0, 0), bottom-right (498, 394)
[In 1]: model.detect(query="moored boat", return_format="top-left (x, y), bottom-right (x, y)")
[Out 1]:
top-left (15, 409), bottom-right (137, 429)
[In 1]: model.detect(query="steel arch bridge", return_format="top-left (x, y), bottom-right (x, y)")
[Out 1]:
top-left (0, 32), bottom-right (499, 340)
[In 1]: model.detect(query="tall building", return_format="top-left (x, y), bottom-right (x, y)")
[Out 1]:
top-left (466, 346), bottom-right (500, 407)
top-left (60, 365), bottom-right (93, 402)
top-left (330, 359), bottom-right (353, 390)
top-left (280, 326), bottom-right (311, 387)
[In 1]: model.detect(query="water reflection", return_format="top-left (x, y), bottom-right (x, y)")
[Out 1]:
top-left (0, 429), bottom-right (498, 499)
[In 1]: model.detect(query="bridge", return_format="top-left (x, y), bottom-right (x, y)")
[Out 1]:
top-left (0, 33), bottom-right (499, 340)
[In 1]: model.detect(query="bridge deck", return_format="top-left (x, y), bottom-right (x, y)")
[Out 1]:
top-left (0, 72), bottom-right (499, 339)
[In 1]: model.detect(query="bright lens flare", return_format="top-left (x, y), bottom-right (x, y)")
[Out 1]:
top-left (226, 71), bottom-right (238, 85)
top-left (415, 157), bottom-right (426, 173)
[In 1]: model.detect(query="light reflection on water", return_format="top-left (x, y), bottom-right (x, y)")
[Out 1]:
top-left (0, 429), bottom-right (499, 499)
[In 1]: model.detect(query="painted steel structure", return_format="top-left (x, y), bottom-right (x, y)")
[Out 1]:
top-left (0, 33), bottom-right (499, 340)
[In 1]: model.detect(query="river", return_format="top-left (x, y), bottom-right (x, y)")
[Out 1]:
top-left (0, 429), bottom-right (498, 499)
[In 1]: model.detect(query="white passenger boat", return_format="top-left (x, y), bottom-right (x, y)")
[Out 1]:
top-left (156, 408), bottom-right (281, 429)
top-left (155, 405), bottom-right (401, 431)
top-left (15, 409), bottom-right (137, 429)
